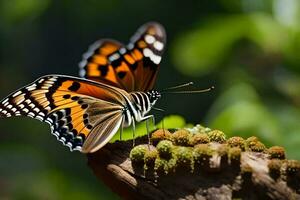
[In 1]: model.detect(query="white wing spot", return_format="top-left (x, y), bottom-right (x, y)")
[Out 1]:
top-left (79, 69), bottom-right (86, 77)
top-left (119, 47), bottom-right (126, 54)
top-left (145, 35), bottom-right (155, 44)
top-left (109, 53), bottom-right (120, 62)
top-left (23, 108), bottom-right (29, 113)
top-left (12, 91), bottom-right (22, 97)
top-left (26, 84), bottom-right (37, 91)
top-left (2, 98), bottom-right (9, 104)
top-left (154, 41), bottom-right (164, 51)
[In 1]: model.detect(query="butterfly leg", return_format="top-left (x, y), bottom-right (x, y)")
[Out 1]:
top-left (146, 118), bottom-right (151, 146)
top-left (120, 117), bottom-right (124, 141)
top-left (132, 117), bottom-right (136, 147)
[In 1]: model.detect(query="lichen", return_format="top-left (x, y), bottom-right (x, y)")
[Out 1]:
top-left (268, 146), bottom-right (285, 160)
top-left (207, 130), bottom-right (226, 143)
top-left (172, 129), bottom-right (191, 146)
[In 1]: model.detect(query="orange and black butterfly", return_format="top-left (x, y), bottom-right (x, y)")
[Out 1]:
top-left (0, 22), bottom-right (166, 153)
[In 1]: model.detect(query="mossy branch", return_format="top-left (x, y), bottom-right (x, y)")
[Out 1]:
top-left (87, 125), bottom-right (300, 200)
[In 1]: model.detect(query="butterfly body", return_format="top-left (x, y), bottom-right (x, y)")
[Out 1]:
top-left (0, 22), bottom-right (166, 153)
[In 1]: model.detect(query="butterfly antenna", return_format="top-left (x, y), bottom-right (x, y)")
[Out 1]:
top-left (152, 107), bottom-right (165, 112)
top-left (162, 82), bottom-right (194, 91)
top-left (162, 86), bottom-right (214, 94)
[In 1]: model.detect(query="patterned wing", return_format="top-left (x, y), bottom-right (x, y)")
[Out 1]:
top-left (79, 22), bottom-right (166, 92)
top-left (0, 75), bottom-right (128, 153)
top-left (79, 39), bottom-right (135, 91)
top-left (127, 22), bottom-right (166, 91)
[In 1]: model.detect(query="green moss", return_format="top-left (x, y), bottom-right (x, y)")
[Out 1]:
top-left (217, 144), bottom-right (229, 157)
top-left (154, 157), bottom-right (177, 174)
top-left (172, 129), bottom-right (191, 146)
top-left (268, 146), bottom-right (285, 160)
top-left (156, 140), bottom-right (173, 158)
top-left (245, 137), bottom-right (266, 152)
top-left (228, 147), bottom-right (241, 162)
top-left (144, 149), bottom-right (158, 169)
top-left (227, 136), bottom-right (245, 150)
top-left (286, 160), bottom-right (300, 175)
top-left (187, 124), bottom-right (211, 134)
top-left (207, 130), bottom-right (226, 143)
top-left (174, 147), bottom-right (194, 171)
top-left (189, 133), bottom-right (209, 146)
top-left (193, 144), bottom-right (214, 164)
top-left (248, 141), bottom-right (266, 152)
top-left (241, 164), bottom-right (253, 174)
top-left (130, 145), bottom-right (148, 163)
top-left (151, 129), bottom-right (172, 143)
top-left (268, 159), bottom-right (282, 178)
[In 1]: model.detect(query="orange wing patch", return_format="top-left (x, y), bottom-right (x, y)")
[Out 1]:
top-left (0, 75), bottom-right (128, 152)
top-left (79, 22), bottom-right (166, 92)
top-left (79, 39), bottom-right (134, 90)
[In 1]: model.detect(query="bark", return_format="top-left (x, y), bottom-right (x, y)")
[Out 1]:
top-left (87, 135), bottom-right (300, 200)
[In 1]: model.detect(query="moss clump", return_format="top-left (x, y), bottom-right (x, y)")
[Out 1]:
top-left (207, 130), bottom-right (226, 143)
top-left (154, 158), bottom-right (169, 174)
top-left (189, 133), bottom-right (209, 146)
top-left (154, 158), bottom-right (177, 174)
top-left (268, 146), bottom-right (285, 160)
top-left (241, 164), bottom-right (253, 180)
top-left (268, 159), bottom-right (282, 179)
top-left (156, 140), bottom-right (173, 158)
top-left (144, 149), bottom-right (158, 169)
top-left (130, 145), bottom-right (148, 163)
top-left (228, 147), bottom-right (242, 162)
top-left (286, 160), bottom-right (300, 175)
top-left (187, 124), bottom-right (211, 134)
top-left (217, 144), bottom-right (229, 157)
top-left (227, 136), bottom-right (245, 150)
top-left (246, 137), bottom-right (266, 152)
top-left (174, 147), bottom-right (194, 171)
top-left (172, 129), bottom-right (191, 146)
top-left (193, 144), bottom-right (214, 164)
top-left (151, 129), bottom-right (172, 143)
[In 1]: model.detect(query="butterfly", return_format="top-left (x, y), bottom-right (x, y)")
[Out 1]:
top-left (0, 22), bottom-right (166, 153)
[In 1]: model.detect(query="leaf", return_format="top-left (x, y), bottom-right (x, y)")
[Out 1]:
top-left (110, 115), bottom-right (185, 143)
top-left (171, 13), bottom-right (286, 76)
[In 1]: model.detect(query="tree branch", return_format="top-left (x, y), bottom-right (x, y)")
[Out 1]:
top-left (87, 127), bottom-right (300, 200)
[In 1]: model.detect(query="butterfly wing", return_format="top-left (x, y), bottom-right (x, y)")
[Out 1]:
top-left (79, 39), bottom-right (135, 91)
top-left (79, 22), bottom-right (166, 92)
top-left (0, 75), bottom-right (129, 153)
top-left (128, 22), bottom-right (166, 91)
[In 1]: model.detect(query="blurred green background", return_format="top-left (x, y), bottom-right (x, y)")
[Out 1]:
top-left (1, 0), bottom-right (300, 199)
